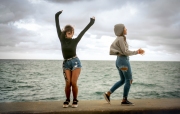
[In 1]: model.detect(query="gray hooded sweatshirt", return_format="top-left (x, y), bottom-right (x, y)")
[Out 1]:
top-left (109, 24), bottom-right (138, 56)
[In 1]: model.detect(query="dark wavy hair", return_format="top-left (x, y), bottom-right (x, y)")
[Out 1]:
top-left (61, 25), bottom-right (74, 38)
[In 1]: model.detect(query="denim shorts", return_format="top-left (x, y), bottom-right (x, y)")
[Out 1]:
top-left (63, 57), bottom-right (82, 71)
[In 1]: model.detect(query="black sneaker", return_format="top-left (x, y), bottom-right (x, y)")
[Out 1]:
top-left (72, 99), bottom-right (78, 108)
top-left (121, 100), bottom-right (134, 106)
top-left (63, 99), bottom-right (70, 108)
top-left (103, 92), bottom-right (110, 103)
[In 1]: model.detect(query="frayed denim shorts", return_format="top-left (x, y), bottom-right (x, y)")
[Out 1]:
top-left (63, 57), bottom-right (82, 71)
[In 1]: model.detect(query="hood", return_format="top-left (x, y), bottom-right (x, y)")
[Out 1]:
top-left (114, 24), bottom-right (124, 36)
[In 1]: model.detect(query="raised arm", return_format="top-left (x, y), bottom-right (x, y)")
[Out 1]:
top-left (75, 17), bottom-right (95, 42)
top-left (55, 10), bottom-right (63, 41)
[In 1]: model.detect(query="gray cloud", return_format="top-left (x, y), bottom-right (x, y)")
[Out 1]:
top-left (0, 0), bottom-right (35, 23)
top-left (0, 0), bottom-right (179, 60)
top-left (45, 0), bottom-right (83, 4)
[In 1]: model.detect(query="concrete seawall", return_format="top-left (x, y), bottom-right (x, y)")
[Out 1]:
top-left (0, 99), bottom-right (180, 114)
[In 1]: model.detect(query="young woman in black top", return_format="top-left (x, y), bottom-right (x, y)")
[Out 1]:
top-left (55, 10), bottom-right (95, 108)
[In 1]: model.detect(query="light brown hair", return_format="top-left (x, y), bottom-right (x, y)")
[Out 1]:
top-left (61, 25), bottom-right (74, 38)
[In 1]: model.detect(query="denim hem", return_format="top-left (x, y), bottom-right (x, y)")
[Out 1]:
top-left (72, 67), bottom-right (82, 71)
top-left (63, 68), bottom-right (71, 71)
top-left (109, 90), bottom-right (113, 94)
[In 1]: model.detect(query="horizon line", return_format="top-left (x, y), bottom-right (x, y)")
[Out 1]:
top-left (0, 59), bottom-right (179, 62)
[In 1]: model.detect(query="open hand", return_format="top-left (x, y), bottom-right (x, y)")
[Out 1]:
top-left (138, 48), bottom-right (145, 55)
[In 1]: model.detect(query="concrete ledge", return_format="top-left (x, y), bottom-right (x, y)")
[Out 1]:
top-left (0, 99), bottom-right (180, 114)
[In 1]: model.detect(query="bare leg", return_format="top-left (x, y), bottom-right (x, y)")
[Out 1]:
top-left (65, 70), bottom-right (72, 100)
top-left (71, 68), bottom-right (81, 100)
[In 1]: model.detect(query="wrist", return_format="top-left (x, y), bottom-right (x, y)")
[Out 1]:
top-left (137, 50), bottom-right (140, 54)
top-left (55, 11), bottom-right (62, 16)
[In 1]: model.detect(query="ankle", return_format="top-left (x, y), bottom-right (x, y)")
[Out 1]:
top-left (107, 91), bottom-right (111, 96)
top-left (122, 97), bottom-right (127, 102)
top-left (73, 99), bottom-right (78, 101)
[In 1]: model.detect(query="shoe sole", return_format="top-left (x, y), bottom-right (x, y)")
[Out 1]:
top-left (72, 105), bottom-right (78, 108)
top-left (121, 104), bottom-right (134, 106)
top-left (63, 104), bottom-right (70, 108)
top-left (103, 93), bottom-right (110, 103)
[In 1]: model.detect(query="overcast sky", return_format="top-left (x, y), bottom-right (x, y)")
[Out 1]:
top-left (0, 0), bottom-right (180, 61)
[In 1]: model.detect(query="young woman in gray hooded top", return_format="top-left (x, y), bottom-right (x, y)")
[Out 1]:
top-left (103, 24), bottom-right (145, 105)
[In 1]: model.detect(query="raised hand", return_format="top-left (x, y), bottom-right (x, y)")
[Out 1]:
top-left (90, 16), bottom-right (95, 24)
top-left (91, 16), bottom-right (95, 20)
top-left (55, 10), bottom-right (63, 16)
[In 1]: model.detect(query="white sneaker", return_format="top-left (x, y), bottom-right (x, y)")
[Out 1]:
top-left (63, 99), bottom-right (70, 108)
top-left (103, 92), bottom-right (110, 103)
top-left (72, 99), bottom-right (78, 108)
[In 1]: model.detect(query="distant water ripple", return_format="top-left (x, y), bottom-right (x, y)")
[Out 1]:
top-left (0, 60), bottom-right (180, 102)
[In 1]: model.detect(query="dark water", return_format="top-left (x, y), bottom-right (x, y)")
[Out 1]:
top-left (0, 60), bottom-right (180, 102)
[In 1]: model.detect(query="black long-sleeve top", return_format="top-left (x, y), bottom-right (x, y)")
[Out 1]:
top-left (55, 11), bottom-right (95, 59)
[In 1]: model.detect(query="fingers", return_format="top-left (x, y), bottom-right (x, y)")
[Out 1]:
top-left (138, 48), bottom-right (145, 55)
top-left (91, 16), bottom-right (95, 19)
top-left (59, 10), bottom-right (63, 13)
top-left (140, 49), bottom-right (145, 55)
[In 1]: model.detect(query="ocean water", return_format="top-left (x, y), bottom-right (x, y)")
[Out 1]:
top-left (0, 59), bottom-right (180, 102)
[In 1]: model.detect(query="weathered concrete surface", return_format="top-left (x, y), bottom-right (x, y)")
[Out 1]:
top-left (0, 99), bottom-right (180, 114)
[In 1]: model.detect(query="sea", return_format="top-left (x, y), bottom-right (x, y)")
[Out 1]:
top-left (0, 59), bottom-right (180, 102)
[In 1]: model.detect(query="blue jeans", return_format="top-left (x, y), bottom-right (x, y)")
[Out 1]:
top-left (110, 56), bottom-right (133, 98)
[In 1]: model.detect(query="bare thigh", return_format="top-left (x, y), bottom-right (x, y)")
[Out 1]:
top-left (71, 68), bottom-right (81, 84)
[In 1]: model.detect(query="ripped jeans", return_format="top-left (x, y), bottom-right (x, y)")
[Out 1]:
top-left (109, 55), bottom-right (133, 98)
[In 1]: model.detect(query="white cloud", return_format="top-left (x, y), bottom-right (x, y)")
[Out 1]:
top-left (13, 19), bottom-right (41, 31)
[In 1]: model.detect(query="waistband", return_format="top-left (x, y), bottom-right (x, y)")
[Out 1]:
top-left (117, 54), bottom-right (127, 57)
top-left (64, 55), bottom-right (77, 61)
top-left (117, 54), bottom-right (129, 58)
